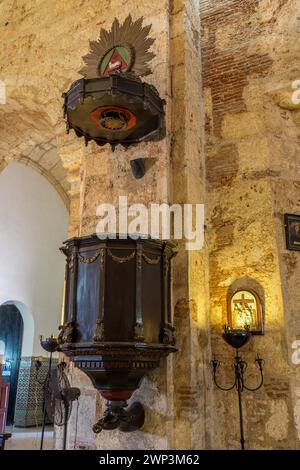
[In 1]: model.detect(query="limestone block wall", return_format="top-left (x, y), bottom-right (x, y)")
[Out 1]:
top-left (201, 0), bottom-right (300, 449)
top-left (63, 0), bottom-right (176, 451)
top-left (58, 0), bottom-right (212, 451)
top-left (169, 0), bottom-right (213, 450)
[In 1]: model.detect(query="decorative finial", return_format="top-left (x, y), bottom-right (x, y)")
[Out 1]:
top-left (79, 15), bottom-right (155, 78)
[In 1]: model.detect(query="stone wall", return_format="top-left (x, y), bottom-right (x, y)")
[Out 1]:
top-left (54, 0), bottom-right (213, 451)
top-left (58, 0), bottom-right (213, 451)
top-left (201, 0), bottom-right (300, 449)
top-left (170, 1), bottom-right (213, 449)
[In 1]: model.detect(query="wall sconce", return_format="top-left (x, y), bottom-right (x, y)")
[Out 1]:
top-left (227, 288), bottom-right (264, 335)
top-left (57, 235), bottom-right (177, 433)
top-left (211, 326), bottom-right (265, 450)
top-left (62, 15), bottom-right (165, 177)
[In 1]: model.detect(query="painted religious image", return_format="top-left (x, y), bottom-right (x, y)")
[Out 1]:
top-left (229, 290), bottom-right (263, 334)
top-left (285, 213), bottom-right (300, 251)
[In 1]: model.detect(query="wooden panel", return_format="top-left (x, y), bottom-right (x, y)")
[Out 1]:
top-left (142, 260), bottom-right (163, 343)
top-left (0, 381), bottom-right (9, 433)
top-left (105, 251), bottom-right (136, 341)
top-left (76, 253), bottom-right (100, 341)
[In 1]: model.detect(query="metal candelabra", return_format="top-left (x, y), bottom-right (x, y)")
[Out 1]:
top-left (211, 329), bottom-right (265, 450)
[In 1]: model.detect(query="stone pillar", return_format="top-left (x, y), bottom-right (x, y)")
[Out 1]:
top-left (57, 1), bottom-right (171, 451)
top-left (57, 133), bottom-right (84, 238)
top-left (169, 0), bottom-right (213, 449)
top-left (56, 0), bottom-right (212, 450)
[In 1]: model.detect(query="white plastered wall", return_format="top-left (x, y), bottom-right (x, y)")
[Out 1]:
top-left (0, 162), bottom-right (68, 356)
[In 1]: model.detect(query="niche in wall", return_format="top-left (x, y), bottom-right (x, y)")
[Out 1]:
top-left (226, 277), bottom-right (265, 335)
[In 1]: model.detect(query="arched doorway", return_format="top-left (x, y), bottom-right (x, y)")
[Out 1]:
top-left (0, 304), bottom-right (23, 425)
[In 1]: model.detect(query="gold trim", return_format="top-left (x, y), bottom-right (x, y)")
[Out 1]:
top-left (107, 248), bottom-right (136, 263)
top-left (136, 249), bottom-right (142, 269)
top-left (78, 250), bottom-right (102, 264)
top-left (68, 253), bottom-right (77, 272)
top-left (78, 247), bottom-right (161, 265)
top-left (60, 278), bottom-right (66, 326)
top-left (142, 253), bottom-right (160, 265)
top-left (163, 255), bottom-right (169, 275)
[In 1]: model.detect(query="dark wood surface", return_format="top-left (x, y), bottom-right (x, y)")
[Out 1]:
top-left (0, 432), bottom-right (11, 451)
top-left (59, 236), bottom-right (177, 401)
top-left (0, 305), bottom-right (23, 425)
top-left (0, 379), bottom-right (9, 433)
top-left (62, 237), bottom-right (176, 344)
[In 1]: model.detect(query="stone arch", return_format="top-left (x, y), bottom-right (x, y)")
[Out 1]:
top-left (227, 276), bottom-right (265, 304)
top-left (7, 141), bottom-right (70, 209)
top-left (0, 97), bottom-right (70, 209)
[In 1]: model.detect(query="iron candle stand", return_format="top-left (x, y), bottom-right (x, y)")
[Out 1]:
top-left (211, 329), bottom-right (265, 450)
top-left (35, 335), bottom-right (59, 450)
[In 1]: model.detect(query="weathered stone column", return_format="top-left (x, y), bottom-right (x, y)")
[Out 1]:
top-left (58, 1), bottom-right (173, 450)
top-left (169, 0), bottom-right (213, 450)
top-left (57, 0), bottom-right (212, 450)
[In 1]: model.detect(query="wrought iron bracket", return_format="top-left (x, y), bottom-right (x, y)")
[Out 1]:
top-left (93, 401), bottom-right (145, 433)
top-left (211, 349), bottom-right (265, 450)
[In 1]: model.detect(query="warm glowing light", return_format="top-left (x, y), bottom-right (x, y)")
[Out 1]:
top-left (61, 278), bottom-right (66, 326)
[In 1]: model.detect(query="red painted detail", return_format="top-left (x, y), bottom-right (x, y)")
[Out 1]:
top-left (0, 365), bottom-right (9, 433)
top-left (103, 49), bottom-right (127, 76)
top-left (90, 106), bottom-right (136, 131)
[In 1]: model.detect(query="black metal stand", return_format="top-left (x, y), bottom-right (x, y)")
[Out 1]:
top-left (211, 350), bottom-right (264, 450)
top-left (63, 401), bottom-right (68, 451)
top-left (35, 335), bottom-right (59, 451)
top-left (39, 351), bottom-right (53, 450)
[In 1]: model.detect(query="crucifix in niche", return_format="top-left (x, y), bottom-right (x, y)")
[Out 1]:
top-left (227, 289), bottom-right (264, 335)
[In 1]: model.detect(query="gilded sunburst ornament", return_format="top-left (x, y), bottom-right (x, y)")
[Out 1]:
top-left (79, 15), bottom-right (156, 78)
